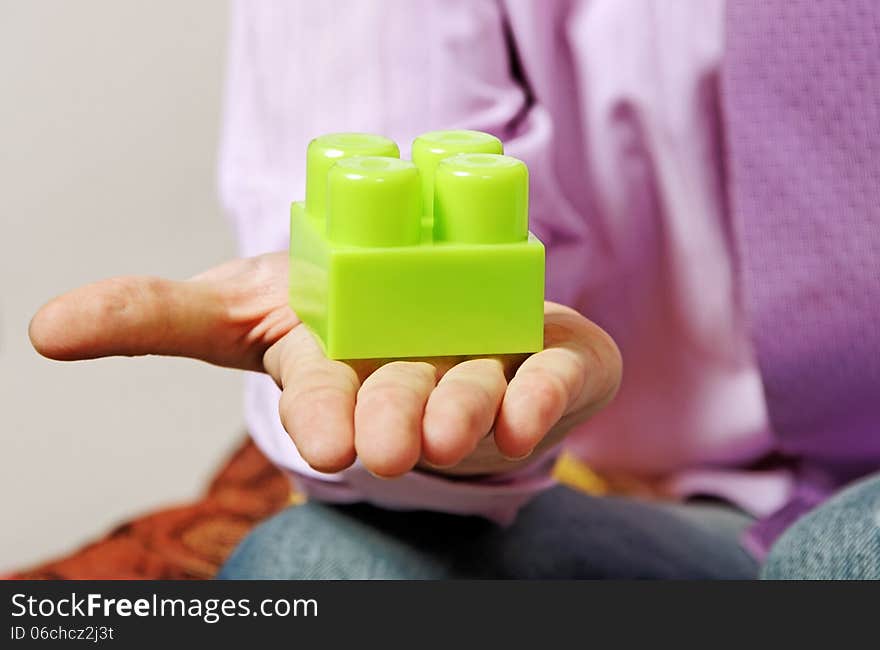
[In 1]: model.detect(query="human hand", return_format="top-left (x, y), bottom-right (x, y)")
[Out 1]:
top-left (29, 252), bottom-right (621, 477)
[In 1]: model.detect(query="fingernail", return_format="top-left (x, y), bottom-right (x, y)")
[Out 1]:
top-left (501, 448), bottom-right (534, 462)
top-left (421, 459), bottom-right (457, 470)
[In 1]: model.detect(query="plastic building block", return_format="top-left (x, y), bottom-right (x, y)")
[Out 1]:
top-left (289, 130), bottom-right (545, 360)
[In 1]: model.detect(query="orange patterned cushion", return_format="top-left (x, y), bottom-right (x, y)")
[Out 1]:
top-left (11, 439), bottom-right (292, 580)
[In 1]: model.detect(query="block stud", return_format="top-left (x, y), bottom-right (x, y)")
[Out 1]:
top-left (327, 156), bottom-right (422, 247)
top-left (412, 130), bottom-right (503, 218)
top-left (433, 153), bottom-right (528, 244)
top-left (306, 133), bottom-right (400, 220)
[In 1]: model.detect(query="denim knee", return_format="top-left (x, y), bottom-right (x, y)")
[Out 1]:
top-left (761, 473), bottom-right (880, 580)
top-left (217, 502), bottom-right (449, 580)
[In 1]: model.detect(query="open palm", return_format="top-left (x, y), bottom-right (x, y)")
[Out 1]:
top-left (30, 251), bottom-right (621, 477)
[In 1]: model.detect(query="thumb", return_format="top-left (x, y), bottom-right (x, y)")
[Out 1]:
top-left (29, 276), bottom-right (227, 365)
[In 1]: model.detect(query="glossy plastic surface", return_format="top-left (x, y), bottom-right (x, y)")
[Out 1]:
top-left (290, 130), bottom-right (545, 359)
top-left (411, 129), bottom-right (503, 218)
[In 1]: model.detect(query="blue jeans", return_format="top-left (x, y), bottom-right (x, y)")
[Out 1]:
top-left (761, 472), bottom-right (880, 579)
top-left (218, 486), bottom-right (758, 579)
top-left (219, 473), bottom-right (880, 579)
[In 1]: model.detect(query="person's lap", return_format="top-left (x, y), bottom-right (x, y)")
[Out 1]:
top-left (218, 485), bottom-right (758, 579)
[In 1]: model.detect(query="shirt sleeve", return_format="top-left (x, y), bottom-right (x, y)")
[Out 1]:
top-left (219, 0), bottom-right (562, 519)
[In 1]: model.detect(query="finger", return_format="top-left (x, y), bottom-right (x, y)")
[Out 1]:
top-left (29, 276), bottom-right (223, 362)
top-left (269, 326), bottom-right (359, 473)
top-left (28, 253), bottom-right (295, 371)
top-left (421, 358), bottom-right (507, 467)
top-left (494, 305), bottom-right (621, 459)
top-left (354, 361), bottom-right (437, 478)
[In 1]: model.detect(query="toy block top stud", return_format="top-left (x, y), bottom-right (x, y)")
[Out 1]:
top-left (305, 133), bottom-right (400, 219)
top-left (411, 130), bottom-right (503, 218)
top-left (327, 156), bottom-right (422, 247)
top-left (433, 153), bottom-right (529, 244)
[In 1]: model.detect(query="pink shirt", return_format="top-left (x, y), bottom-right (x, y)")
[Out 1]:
top-left (219, 0), bottom-right (880, 556)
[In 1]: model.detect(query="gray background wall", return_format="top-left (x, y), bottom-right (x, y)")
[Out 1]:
top-left (0, 1), bottom-right (243, 572)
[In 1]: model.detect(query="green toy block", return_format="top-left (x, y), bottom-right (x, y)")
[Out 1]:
top-left (289, 130), bottom-right (545, 360)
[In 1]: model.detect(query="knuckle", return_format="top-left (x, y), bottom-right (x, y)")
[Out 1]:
top-left (97, 278), bottom-right (139, 319)
top-left (356, 383), bottom-right (420, 416)
top-left (99, 277), bottom-right (170, 335)
top-left (287, 360), bottom-right (359, 394)
top-left (356, 369), bottom-right (434, 427)
top-left (377, 360), bottom-right (437, 384)
top-left (330, 361), bottom-right (361, 390)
